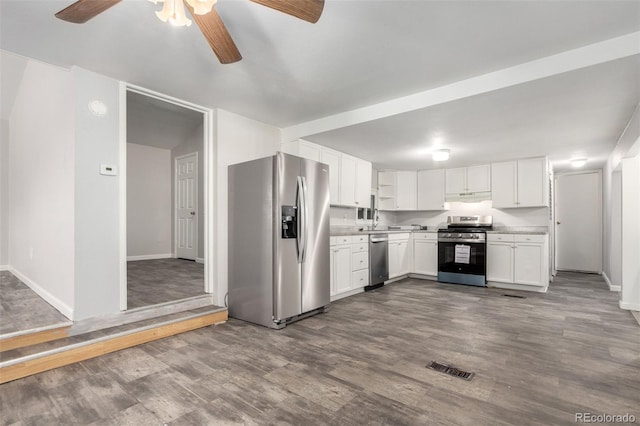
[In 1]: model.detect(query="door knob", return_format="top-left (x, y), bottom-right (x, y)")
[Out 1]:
top-left (190, 212), bottom-right (196, 215)
top-left (556, 221), bottom-right (560, 224)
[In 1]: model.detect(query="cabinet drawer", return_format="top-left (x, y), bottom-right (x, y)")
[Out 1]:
top-left (414, 232), bottom-right (437, 240)
top-left (352, 234), bottom-right (368, 243)
top-left (515, 234), bottom-right (546, 244)
top-left (487, 234), bottom-right (515, 242)
top-left (351, 243), bottom-right (368, 253)
top-left (352, 251), bottom-right (369, 271)
top-left (352, 269), bottom-right (369, 288)
top-left (389, 233), bottom-right (411, 241)
top-left (331, 235), bottom-right (352, 246)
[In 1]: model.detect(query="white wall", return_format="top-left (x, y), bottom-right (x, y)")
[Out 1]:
top-left (620, 153), bottom-right (640, 311)
top-left (603, 104), bottom-right (639, 291)
top-left (0, 119), bottom-right (9, 268)
top-left (8, 60), bottom-right (75, 318)
top-left (172, 122), bottom-right (204, 259)
top-left (215, 109), bottom-right (280, 305)
top-left (72, 67), bottom-right (121, 320)
top-left (127, 143), bottom-right (172, 258)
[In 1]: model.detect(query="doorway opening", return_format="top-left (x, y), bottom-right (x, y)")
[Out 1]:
top-left (120, 86), bottom-right (214, 311)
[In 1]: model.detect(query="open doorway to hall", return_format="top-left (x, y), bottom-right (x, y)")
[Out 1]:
top-left (125, 90), bottom-right (207, 310)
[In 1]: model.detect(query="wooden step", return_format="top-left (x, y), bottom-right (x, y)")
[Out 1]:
top-left (0, 307), bottom-right (227, 384)
top-left (0, 323), bottom-right (72, 352)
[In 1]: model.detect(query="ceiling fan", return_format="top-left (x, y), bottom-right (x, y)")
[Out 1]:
top-left (54, 0), bottom-right (324, 64)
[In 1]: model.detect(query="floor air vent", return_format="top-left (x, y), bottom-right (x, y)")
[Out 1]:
top-left (427, 361), bottom-right (475, 381)
top-left (503, 294), bottom-right (525, 299)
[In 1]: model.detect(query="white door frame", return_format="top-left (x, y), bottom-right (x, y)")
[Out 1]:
top-left (119, 82), bottom-right (216, 311)
top-left (554, 169), bottom-right (603, 273)
top-left (175, 152), bottom-right (198, 261)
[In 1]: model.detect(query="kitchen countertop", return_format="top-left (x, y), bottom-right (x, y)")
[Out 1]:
top-left (330, 226), bottom-right (548, 236)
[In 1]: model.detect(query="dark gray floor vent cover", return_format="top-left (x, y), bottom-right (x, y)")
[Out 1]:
top-left (427, 361), bottom-right (475, 381)
top-left (503, 294), bottom-right (525, 299)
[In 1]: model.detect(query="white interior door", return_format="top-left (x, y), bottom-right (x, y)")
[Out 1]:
top-left (555, 171), bottom-right (602, 273)
top-left (176, 153), bottom-right (197, 260)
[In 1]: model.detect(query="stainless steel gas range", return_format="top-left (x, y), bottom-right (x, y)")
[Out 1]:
top-left (437, 216), bottom-right (493, 287)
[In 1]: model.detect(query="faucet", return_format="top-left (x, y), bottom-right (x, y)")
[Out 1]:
top-left (370, 209), bottom-right (380, 230)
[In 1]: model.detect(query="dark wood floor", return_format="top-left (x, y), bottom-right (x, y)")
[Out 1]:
top-left (127, 259), bottom-right (205, 309)
top-left (2, 272), bottom-right (639, 425)
top-left (0, 272), bottom-right (70, 335)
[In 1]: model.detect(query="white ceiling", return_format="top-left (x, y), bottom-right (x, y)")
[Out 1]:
top-left (1, 0), bottom-right (639, 171)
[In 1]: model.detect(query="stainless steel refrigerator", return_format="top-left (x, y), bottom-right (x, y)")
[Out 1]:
top-left (228, 152), bottom-right (331, 329)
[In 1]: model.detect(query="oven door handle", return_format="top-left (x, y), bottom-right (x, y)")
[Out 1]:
top-left (437, 239), bottom-right (485, 244)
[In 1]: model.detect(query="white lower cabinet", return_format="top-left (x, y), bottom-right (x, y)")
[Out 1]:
top-left (330, 244), bottom-right (352, 295)
top-left (487, 234), bottom-right (548, 287)
top-left (412, 233), bottom-right (438, 276)
top-left (389, 233), bottom-right (411, 278)
top-left (330, 235), bottom-right (369, 299)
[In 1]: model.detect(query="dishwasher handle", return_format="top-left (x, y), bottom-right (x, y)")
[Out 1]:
top-left (370, 237), bottom-right (389, 243)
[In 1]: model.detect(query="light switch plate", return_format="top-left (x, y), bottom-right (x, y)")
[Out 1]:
top-left (100, 164), bottom-right (117, 176)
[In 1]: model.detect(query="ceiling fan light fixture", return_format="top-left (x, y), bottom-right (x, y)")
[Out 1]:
top-left (153, 0), bottom-right (192, 27)
top-left (433, 149), bottom-right (450, 162)
top-left (186, 0), bottom-right (217, 15)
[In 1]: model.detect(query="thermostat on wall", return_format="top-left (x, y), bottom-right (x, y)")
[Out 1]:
top-left (100, 164), bottom-right (117, 176)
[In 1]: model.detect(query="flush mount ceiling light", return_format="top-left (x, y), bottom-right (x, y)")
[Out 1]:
top-left (433, 149), bottom-right (450, 162)
top-left (570, 158), bottom-right (587, 168)
top-left (88, 100), bottom-right (107, 116)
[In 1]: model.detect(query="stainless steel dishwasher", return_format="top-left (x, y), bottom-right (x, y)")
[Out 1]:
top-left (367, 234), bottom-right (389, 291)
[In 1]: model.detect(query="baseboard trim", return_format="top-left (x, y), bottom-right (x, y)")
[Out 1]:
top-left (487, 281), bottom-right (548, 293)
top-left (0, 265), bottom-right (8, 272)
top-left (196, 257), bottom-right (205, 264)
top-left (330, 287), bottom-right (364, 302)
top-left (601, 272), bottom-right (621, 292)
top-left (620, 301), bottom-right (640, 311)
top-left (127, 254), bottom-right (174, 261)
top-left (8, 267), bottom-right (73, 320)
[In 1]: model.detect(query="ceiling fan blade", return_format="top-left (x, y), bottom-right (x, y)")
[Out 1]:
top-left (250, 0), bottom-right (324, 23)
top-left (55, 0), bottom-right (122, 24)
top-left (185, 5), bottom-right (242, 64)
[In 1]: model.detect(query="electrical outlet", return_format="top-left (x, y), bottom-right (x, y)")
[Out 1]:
top-left (29, 247), bottom-right (34, 260)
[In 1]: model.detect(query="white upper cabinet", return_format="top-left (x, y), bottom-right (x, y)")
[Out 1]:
top-left (492, 157), bottom-right (548, 208)
top-left (417, 169), bottom-right (446, 210)
top-left (355, 160), bottom-right (372, 208)
top-left (283, 140), bottom-right (372, 208)
top-left (339, 154), bottom-right (357, 207)
top-left (396, 171), bottom-right (417, 210)
top-left (445, 164), bottom-right (491, 201)
top-left (281, 139), bottom-right (321, 162)
top-left (321, 148), bottom-right (341, 205)
top-left (377, 171), bottom-right (417, 210)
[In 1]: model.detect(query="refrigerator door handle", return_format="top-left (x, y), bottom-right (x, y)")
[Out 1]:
top-left (296, 176), bottom-right (306, 264)
top-left (301, 176), bottom-right (308, 263)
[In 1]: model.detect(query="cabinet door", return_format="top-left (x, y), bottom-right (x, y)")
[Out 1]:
top-left (333, 246), bottom-right (352, 293)
top-left (514, 243), bottom-right (544, 286)
top-left (396, 171), bottom-right (417, 210)
top-left (321, 149), bottom-right (341, 205)
top-left (467, 164), bottom-right (491, 193)
top-left (417, 169), bottom-right (446, 210)
top-left (355, 160), bottom-right (372, 208)
top-left (378, 171), bottom-right (396, 210)
top-left (398, 241), bottom-right (410, 276)
top-left (445, 168), bottom-right (466, 193)
top-left (486, 242), bottom-right (514, 283)
top-left (388, 242), bottom-right (400, 278)
top-left (297, 140), bottom-right (321, 162)
top-left (413, 240), bottom-right (438, 275)
top-left (491, 161), bottom-right (517, 208)
top-left (339, 154), bottom-right (357, 207)
top-left (517, 157), bottom-right (548, 207)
